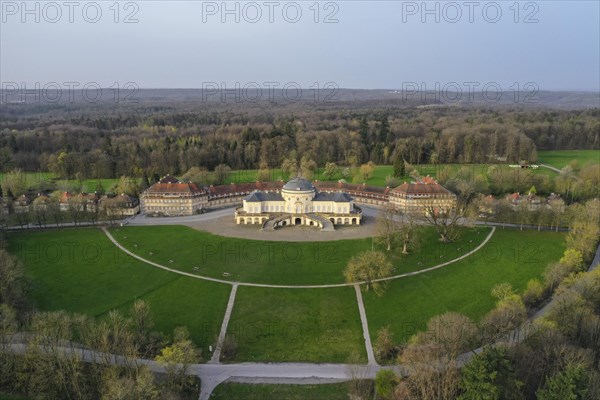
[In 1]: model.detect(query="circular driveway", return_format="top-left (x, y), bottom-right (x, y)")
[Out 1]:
top-left (127, 206), bottom-right (380, 242)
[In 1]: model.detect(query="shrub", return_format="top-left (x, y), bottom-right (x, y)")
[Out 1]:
top-left (522, 279), bottom-right (545, 308)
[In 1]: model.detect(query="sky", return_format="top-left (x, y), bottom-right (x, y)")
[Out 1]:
top-left (1, 1), bottom-right (599, 91)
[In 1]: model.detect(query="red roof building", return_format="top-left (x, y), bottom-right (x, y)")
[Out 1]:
top-left (389, 177), bottom-right (456, 214)
top-left (140, 176), bottom-right (208, 216)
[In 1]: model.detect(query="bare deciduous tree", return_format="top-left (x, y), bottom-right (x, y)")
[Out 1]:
top-left (344, 251), bottom-right (393, 295)
top-left (395, 312), bottom-right (477, 400)
top-left (375, 205), bottom-right (400, 251)
top-left (422, 202), bottom-right (463, 243)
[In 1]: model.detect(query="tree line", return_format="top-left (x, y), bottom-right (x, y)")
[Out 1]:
top-left (1, 102), bottom-right (598, 178)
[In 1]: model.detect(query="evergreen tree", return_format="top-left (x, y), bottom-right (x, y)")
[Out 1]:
top-left (393, 154), bottom-right (405, 178)
top-left (359, 116), bottom-right (369, 144)
top-left (141, 172), bottom-right (151, 190)
top-left (458, 346), bottom-right (524, 400)
top-left (375, 369), bottom-right (397, 400)
top-left (95, 179), bottom-right (105, 195)
top-left (102, 136), bottom-right (113, 156)
top-left (378, 114), bottom-right (390, 144)
top-left (536, 363), bottom-right (589, 400)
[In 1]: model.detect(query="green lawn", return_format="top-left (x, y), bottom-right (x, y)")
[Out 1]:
top-left (4, 228), bottom-right (230, 349)
top-left (336, 163), bottom-right (557, 185)
top-left (211, 382), bottom-right (353, 400)
top-left (5, 226), bottom-right (566, 364)
top-left (226, 286), bottom-right (366, 363)
top-left (71, 178), bottom-right (124, 193)
top-left (116, 276), bottom-right (230, 350)
top-left (363, 229), bottom-right (566, 343)
top-left (110, 225), bottom-right (489, 285)
top-left (537, 149), bottom-right (600, 169)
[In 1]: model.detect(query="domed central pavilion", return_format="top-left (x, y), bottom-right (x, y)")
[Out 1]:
top-left (235, 177), bottom-right (362, 230)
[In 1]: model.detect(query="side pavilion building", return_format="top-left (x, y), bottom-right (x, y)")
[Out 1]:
top-left (389, 176), bottom-right (457, 214)
top-left (140, 175), bottom-right (208, 216)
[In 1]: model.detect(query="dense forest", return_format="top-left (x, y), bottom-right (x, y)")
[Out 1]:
top-left (1, 97), bottom-right (598, 179)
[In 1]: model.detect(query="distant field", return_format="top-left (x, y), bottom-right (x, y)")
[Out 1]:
top-left (211, 382), bottom-right (353, 400)
top-left (0, 172), bottom-right (126, 194)
top-left (5, 228), bottom-right (230, 350)
top-left (537, 149), bottom-right (600, 169)
top-left (110, 225), bottom-right (489, 285)
top-left (223, 163), bottom-right (556, 187)
top-left (0, 171), bottom-right (56, 187)
top-left (6, 150), bottom-right (598, 191)
top-left (1, 161), bottom-right (558, 192)
top-left (77, 178), bottom-right (126, 193)
top-left (363, 229), bottom-right (566, 343)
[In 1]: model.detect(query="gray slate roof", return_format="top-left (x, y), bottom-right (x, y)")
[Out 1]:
top-left (244, 191), bottom-right (284, 202)
top-left (244, 188), bottom-right (352, 203)
top-left (283, 178), bottom-right (315, 191)
top-left (313, 192), bottom-right (352, 203)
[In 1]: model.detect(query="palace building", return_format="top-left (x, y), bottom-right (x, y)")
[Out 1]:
top-left (234, 178), bottom-right (362, 230)
top-left (139, 174), bottom-right (456, 223)
top-left (389, 176), bottom-right (457, 214)
top-left (140, 175), bottom-right (208, 216)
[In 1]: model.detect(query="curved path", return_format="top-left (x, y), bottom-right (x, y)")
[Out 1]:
top-left (539, 163), bottom-right (562, 174)
top-left (102, 226), bottom-right (496, 289)
top-left (125, 206), bottom-right (378, 242)
top-left (539, 163), bottom-right (581, 182)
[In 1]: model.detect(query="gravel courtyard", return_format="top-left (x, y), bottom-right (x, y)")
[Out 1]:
top-left (187, 214), bottom-right (377, 241)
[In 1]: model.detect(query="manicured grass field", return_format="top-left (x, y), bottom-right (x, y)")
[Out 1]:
top-left (211, 382), bottom-right (352, 400)
top-left (6, 225), bottom-right (566, 364)
top-left (363, 229), bottom-right (566, 343)
top-left (226, 286), bottom-right (366, 363)
top-left (4, 228), bottom-right (230, 349)
top-left (537, 149), bottom-right (600, 169)
top-left (110, 225), bottom-right (489, 285)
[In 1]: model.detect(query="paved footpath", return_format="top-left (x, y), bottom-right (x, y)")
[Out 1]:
top-left (354, 284), bottom-right (377, 365)
top-left (101, 226), bottom-right (496, 289)
top-left (5, 343), bottom-right (389, 400)
top-left (210, 284), bottom-right (238, 364)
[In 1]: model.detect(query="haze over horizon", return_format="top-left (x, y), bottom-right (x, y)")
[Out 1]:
top-left (1, 1), bottom-right (599, 92)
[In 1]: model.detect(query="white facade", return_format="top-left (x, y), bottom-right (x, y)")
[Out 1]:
top-left (235, 178), bottom-right (361, 228)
